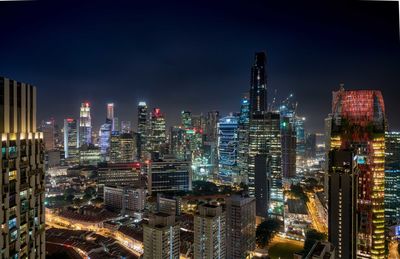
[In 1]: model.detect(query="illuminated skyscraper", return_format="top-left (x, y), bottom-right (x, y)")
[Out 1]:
top-left (63, 118), bottom-right (78, 162)
top-left (237, 94), bottom-right (250, 184)
top-left (120, 120), bottom-right (132, 133)
top-left (265, 112), bottom-right (283, 219)
top-left (149, 108), bottom-right (166, 154)
top-left (99, 122), bottom-right (112, 161)
top-left (295, 116), bottom-right (306, 166)
top-left (119, 133), bottom-right (137, 162)
top-left (328, 150), bottom-right (357, 259)
top-left (109, 131), bottom-right (121, 163)
top-left (217, 114), bottom-right (239, 183)
top-left (40, 119), bottom-right (56, 150)
top-left (384, 131), bottom-right (400, 227)
top-left (248, 52), bottom-right (268, 197)
top-left (281, 116), bottom-right (296, 179)
top-left (107, 102), bottom-right (116, 130)
top-left (78, 102), bottom-right (92, 147)
top-left (279, 101), bottom-right (296, 180)
top-left (249, 52), bottom-right (267, 114)
top-left (181, 110), bottom-right (192, 128)
top-left (327, 87), bottom-right (386, 258)
top-left (0, 77), bottom-right (45, 258)
top-left (192, 113), bottom-right (206, 131)
top-left (137, 101), bottom-right (148, 159)
top-left (170, 126), bottom-right (186, 160)
top-left (206, 111), bottom-right (219, 142)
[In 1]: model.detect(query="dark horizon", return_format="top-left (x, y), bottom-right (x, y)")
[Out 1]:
top-left (1, 0), bottom-right (399, 132)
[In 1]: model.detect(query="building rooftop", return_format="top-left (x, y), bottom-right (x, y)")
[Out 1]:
top-left (287, 199), bottom-right (308, 215)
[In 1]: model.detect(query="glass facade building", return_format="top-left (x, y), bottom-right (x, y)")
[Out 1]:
top-left (78, 102), bottom-right (92, 147)
top-left (217, 115), bottom-right (239, 183)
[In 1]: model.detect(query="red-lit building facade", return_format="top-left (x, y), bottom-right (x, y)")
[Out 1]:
top-left (328, 86), bottom-right (386, 258)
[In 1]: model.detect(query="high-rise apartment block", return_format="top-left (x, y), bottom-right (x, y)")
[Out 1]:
top-left (0, 77), bottom-right (45, 258)
top-left (143, 213), bottom-right (180, 259)
top-left (226, 195), bottom-right (256, 259)
top-left (194, 204), bottom-right (226, 259)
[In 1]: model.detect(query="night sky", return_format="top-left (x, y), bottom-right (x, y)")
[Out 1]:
top-left (0, 0), bottom-right (399, 133)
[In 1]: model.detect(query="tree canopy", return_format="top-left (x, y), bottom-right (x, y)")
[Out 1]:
top-left (256, 218), bottom-right (281, 248)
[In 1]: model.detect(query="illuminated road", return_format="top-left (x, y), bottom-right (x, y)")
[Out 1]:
top-left (306, 193), bottom-right (328, 234)
top-left (272, 235), bottom-right (304, 247)
top-left (389, 241), bottom-right (400, 259)
top-left (46, 212), bottom-right (143, 257)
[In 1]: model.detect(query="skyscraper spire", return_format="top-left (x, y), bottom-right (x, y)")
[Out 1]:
top-left (250, 52), bottom-right (267, 115)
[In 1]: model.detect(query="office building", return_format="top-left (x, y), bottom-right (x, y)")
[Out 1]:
top-left (99, 121), bottom-right (112, 161)
top-left (192, 113), bottom-right (206, 131)
top-left (78, 102), bottom-right (92, 147)
top-left (109, 131), bottom-right (121, 163)
top-left (194, 204), bottom-right (226, 259)
top-left (281, 116), bottom-right (296, 179)
top-left (255, 154), bottom-right (269, 218)
top-left (295, 116), bottom-right (306, 165)
top-left (265, 112), bottom-right (283, 220)
top-left (237, 94), bottom-right (250, 184)
top-left (305, 133), bottom-right (317, 159)
top-left (120, 133), bottom-right (137, 162)
top-left (137, 101), bottom-right (148, 159)
top-left (106, 102), bottom-right (116, 131)
top-left (97, 163), bottom-right (143, 196)
top-left (217, 114), bottom-right (239, 183)
top-left (79, 144), bottom-right (101, 166)
top-left (120, 120), bottom-right (132, 133)
top-left (328, 87), bottom-right (386, 258)
top-left (148, 157), bottom-right (192, 195)
top-left (181, 110), bottom-right (192, 128)
top-left (149, 108), bottom-right (166, 154)
top-left (248, 52), bottom-right (268, 197)
top-left (385, 131), bottom-right (400, 227)
top-left (156, 194), bottom-right (182, 216)
top-left (0, 76), bottom-right (45, 258)
top-left (226, 195), bottom-right (256, 259)
top-left (63, 118), bottom-right (78, 163)
top-left (328, 150), bottom-right (357, 259)
top-left (206, 111), bottom-right (219, 142)
top-left (143, 213), bottom-right (180, 259)
top-left (170, 126), bottom-right (186, 160)
top-left (104, 186), bottom-right (146, 216)
top-left (40, 119), bottom-right (56, 150)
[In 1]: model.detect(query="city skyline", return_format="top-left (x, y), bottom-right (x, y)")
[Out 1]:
top-left (1, 0), bottom-right (400, 132)
top-left (2, 1), bottom-right (400, 258)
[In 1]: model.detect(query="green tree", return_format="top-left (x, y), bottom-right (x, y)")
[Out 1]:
top-left (84, 186), bottom-right (96, 198)
top-left (192, 181), bottom-right (219, 195)
top-left (255, 219), bottom-right (281, 248)
top-left (290, 184), bottom-right (309, 202)
top-left (303, 229), bottom-right (326, 257)
top-left (304, 178), bottom-right (318, 190)
top-left (65, 194), bottom-right (75, 203)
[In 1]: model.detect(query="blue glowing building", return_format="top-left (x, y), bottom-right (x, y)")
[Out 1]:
top-left (217, 115), bottom-right (239, 183)
top-left (99, 120), bottom-right (112, 161)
